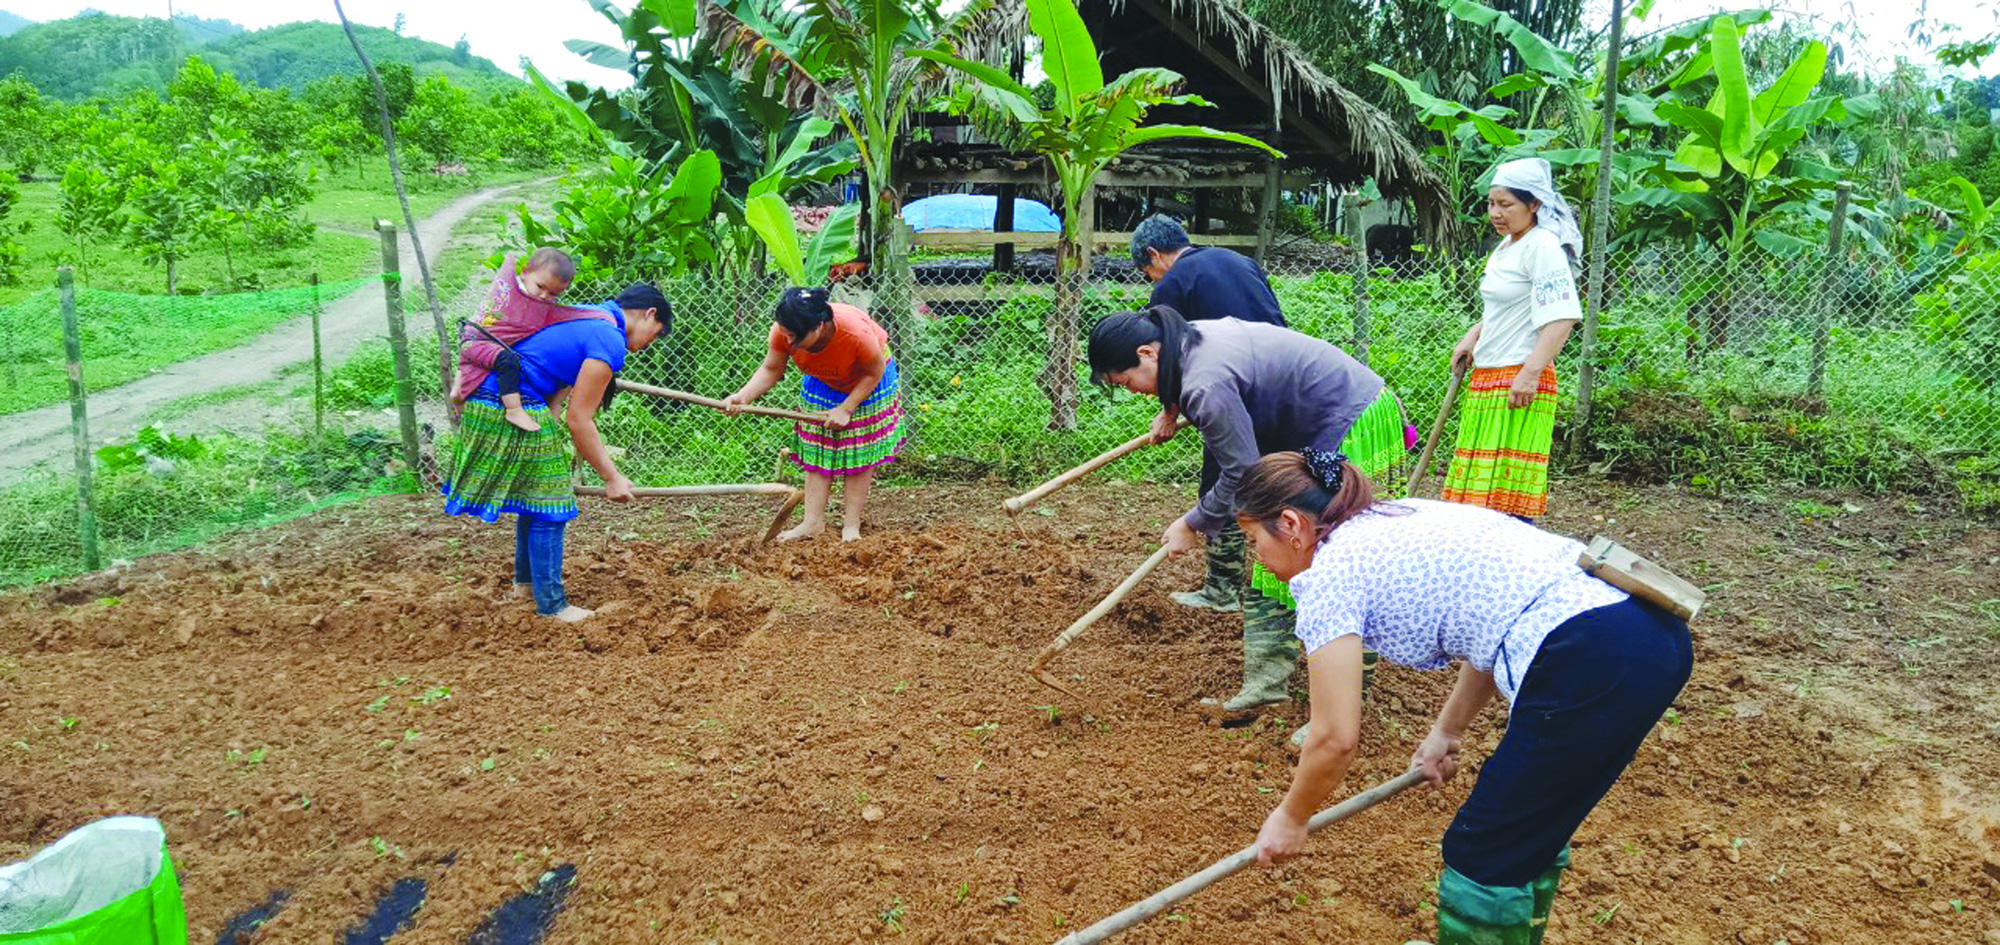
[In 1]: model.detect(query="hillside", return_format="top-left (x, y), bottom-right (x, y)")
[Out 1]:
top-left (0, 13), bottom-right (517, 100)
top-left (0, 10), bottom-right (30, 37)
top-left (201, 21), bottom-right (516, 94)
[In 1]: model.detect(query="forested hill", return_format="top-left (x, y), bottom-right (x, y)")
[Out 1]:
top-left (201, 21), bottom-right (515, 93)
top-left (0, 13), bottom-right (517, 100)
top-left (0, 10), bottom-right (32, 37)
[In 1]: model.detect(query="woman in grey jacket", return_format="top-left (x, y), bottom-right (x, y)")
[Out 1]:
top-left (1087, 305), bottom-right (1407, 722)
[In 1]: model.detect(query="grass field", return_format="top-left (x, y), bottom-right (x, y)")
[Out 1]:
top-left (0, 160), bottom-right (549, 417)
top-left (1, 159), bottom-right (544, 309)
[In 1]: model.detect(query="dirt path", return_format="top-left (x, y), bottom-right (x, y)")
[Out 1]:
top-left (0, 181), bottom-right (540, 482)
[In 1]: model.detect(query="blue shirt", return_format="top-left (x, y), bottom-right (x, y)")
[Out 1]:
top-left (478, 300), bottom-right (626, 402)
top-left (1148, 246), bottom-right (1287, 327)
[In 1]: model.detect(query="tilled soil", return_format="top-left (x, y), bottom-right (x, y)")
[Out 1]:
top-left (1, 480), bottom-right (1997, 944)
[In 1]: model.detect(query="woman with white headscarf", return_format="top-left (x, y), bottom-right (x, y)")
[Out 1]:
top-left (1442, 157), bottom-right (1583, 522)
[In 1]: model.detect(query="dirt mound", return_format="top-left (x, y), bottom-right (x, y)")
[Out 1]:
top-left (1, 481), bottom-right (1996, 944)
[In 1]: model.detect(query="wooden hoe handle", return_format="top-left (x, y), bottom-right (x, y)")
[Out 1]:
top-left (575, 484), bottom-right (796, 498)
top-left (1052, 769), bottom-right (1427, 945)
top-left (1004, 421), bottom-right (1191, 516)
top-left (615, 379), bottom-right (828, 426)
top-left (1405, 362), bottom-right (1469, 498)
top-left (1029, 545), bottom-right (1173, 675)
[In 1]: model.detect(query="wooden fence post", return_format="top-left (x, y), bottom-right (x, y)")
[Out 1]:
top-left (59, 267), bottom-right (102, 571)
top-left (1809, 182), bottom-right (1853, 401)
top-left (993, 182), bottom-right (1017, 275)
top-left (1571, 0), bottom-right (1625, 448)
top-left (1346, 199), bottom-right (1371, 363)
top-left (376, 222), bottom-right (423, 480)
top-left (310, 272), bottom-right (325, 442)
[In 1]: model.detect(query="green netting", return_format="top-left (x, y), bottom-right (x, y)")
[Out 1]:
top-left (0, 278), bottom-right (378, 416)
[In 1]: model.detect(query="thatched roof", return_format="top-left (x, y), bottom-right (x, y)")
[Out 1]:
top-left (947, 0), bottom-right (1454, 244)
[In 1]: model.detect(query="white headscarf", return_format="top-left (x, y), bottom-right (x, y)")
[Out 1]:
top-left (1490, 158), bottom-right (1583, 262)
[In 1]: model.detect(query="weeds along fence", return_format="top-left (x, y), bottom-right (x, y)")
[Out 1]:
top-left (4, 235), bottom-right (1999, 587)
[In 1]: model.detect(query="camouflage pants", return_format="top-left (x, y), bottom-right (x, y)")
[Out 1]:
top-left (1212, 526), bottom-right (1379, 704)
top-left (1197, 521), bottom-right (1247, 604)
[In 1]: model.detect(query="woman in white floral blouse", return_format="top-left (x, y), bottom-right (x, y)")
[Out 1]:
top-left (1234, 448), bottom-right (1691, 945)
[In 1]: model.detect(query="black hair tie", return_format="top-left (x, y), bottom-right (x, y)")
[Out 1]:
top-left (1300, 448), bottom-right (1347, 494)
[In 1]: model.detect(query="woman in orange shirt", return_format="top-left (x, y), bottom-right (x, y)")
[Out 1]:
top-left (724, 288), bottom-right (906, 541)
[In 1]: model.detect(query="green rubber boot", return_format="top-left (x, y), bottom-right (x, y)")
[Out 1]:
top-left (1201, 591), bottom-right (1298, 715)
top-left (1528, 848), bottom-right (1570, 945)
top-left (1172, 523), bottom-right (1244, 613)
top-left (1435, 867), bottom-right (1536, 945)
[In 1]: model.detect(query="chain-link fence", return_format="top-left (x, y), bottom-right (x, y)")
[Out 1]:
top-left (555, 237), bottom-right (2000, 494)
top-left (6, 231), bottom-right (1998, 587)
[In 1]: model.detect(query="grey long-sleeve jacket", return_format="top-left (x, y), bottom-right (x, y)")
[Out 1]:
top-left (1175, 319), bottom-right (1383, 535)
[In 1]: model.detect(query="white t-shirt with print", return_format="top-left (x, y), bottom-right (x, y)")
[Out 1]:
top-left (1474, 226), bottom-right (1582, 368)
top-left (1286, 498), bottom-right (1627, 706)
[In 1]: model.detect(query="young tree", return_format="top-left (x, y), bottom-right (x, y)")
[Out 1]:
top-left (0, 75), bottom-right (51, 180)
top-left (912, 0), bottom-right (1279, 429)
top-left (123, 162), bottom-right (198, 294)
top-left (57, 161), bottom-right (120, 284)
top-left (398, 74), bottom-right (484, 171)
top-left (350, 63), bottom-right (417, 143)
top-left (0, 181), bottom-right (27, 287)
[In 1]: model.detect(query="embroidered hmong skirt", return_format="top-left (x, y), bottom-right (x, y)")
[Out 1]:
top-left (1441, 365), bottom-right (1558, 519)
top-left (441, 393), bottom-right (578, 523)
top-left (1249, 386), bottom-right (1414, 609)
top-left (791, 358), bottom-right (906, 477)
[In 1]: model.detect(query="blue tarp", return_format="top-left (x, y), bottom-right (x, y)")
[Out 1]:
top-left (899, 194), bottom-right (1061, 232)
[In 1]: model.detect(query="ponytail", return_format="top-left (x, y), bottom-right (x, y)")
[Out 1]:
top-left (1234, 449), bottom-right (1382, 544)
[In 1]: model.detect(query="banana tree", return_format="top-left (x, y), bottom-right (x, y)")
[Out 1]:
top-left (745, 193), bottom-right (861, 285)
top-left (910, 0), bottom-right (1281, 429)
top-left (1642, 16), bottom-right (1868, 348)
top-left (533, 0), bottom-right (856, 213)
top-left (705, 0), bottom-right (1010, 340)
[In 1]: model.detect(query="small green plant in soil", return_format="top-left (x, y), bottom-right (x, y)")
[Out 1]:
top-left (877, 898), bottom-right (906, 934)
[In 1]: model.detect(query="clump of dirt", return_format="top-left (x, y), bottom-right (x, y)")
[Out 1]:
top-left (0, 481), bottom-right (1996, 944)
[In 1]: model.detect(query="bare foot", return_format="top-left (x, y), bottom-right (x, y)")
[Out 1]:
top-left (504, 408), bottom-right (542, 433)
top-left (841, 523), bottom-right (862, 542)
top-left (549, 604), bottom-right (594, 622)
top-left (778, 520), bottom-right (825, 542)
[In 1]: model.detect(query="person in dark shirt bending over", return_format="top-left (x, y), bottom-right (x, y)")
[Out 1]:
top-left (1131, 214), bottom-right (1287, 618)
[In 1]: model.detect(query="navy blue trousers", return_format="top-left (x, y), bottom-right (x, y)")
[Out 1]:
top-left (1442, 597), bottom-right (1693, 887)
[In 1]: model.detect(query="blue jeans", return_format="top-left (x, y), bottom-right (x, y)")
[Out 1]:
top-left (513, 515), bottom-right (569, 615)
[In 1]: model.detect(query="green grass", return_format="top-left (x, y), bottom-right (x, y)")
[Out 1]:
top-left (0, 427), bottom-right (415, 587)
top-left (306, 161), bottom-right (543, 235)
top-left (0, 158), bottom-right (551, 417)
top-left (2, 157), bottom-right (545, 310)
top-left (2, 179), bottom-right (378, 307)
top-left (0, 277), bottom-right (379, 416)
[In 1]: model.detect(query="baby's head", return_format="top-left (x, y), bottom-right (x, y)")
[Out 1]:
top-left (519, 247), bottom-right (576, 301)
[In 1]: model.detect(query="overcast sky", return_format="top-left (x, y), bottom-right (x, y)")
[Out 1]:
top-left (19, 0), bottom-right (2000, 91)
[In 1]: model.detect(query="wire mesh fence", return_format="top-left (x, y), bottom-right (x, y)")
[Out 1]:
top-left (557, 238), bottom-right (2000, 494)
top-left (4, 232), bottom-right (1998, 587)
top-left (0, 272), bottom-right (417, 587)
